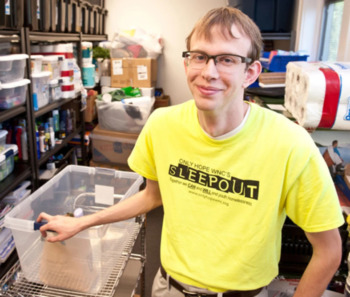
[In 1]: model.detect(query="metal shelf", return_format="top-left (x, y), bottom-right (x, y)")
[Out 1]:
top-left (0, 163), bottom-right (31, 201)
top-left (34, 96), bottom-right (79, 118)
top-left (0, 219), bottom-right (145, 297)
top-left (28, 32), bottom-right (108, 43)
top-left (0, 31), bottom-right (20, 42)
top-left (82, 34), bottom-right (108, 42)
top-left (37, 126), bottom-right (82, 166)
top-left (29, 32), bottom-right (81, 42)
top-left (0, 106), bottom-right (26, 123)
top-left (262, 32), bottom-right (292, 40)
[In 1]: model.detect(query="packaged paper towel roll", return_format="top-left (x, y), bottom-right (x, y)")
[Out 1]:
top-left (285, 62), bottom-right (350, 130)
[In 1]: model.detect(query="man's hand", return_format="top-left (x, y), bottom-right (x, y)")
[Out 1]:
top-left (37, 212), bottom-right (86, 242)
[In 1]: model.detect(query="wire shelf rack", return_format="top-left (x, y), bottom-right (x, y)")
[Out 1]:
top-left (0, 219), bottom-right (145, 297)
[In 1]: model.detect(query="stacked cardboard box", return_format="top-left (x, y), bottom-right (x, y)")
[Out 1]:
top-left (110, 58), bottom-right (157, 88)
top-left (90, 125), bottom-right (139, 168)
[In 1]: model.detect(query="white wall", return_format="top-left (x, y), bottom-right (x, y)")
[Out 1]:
top-left (105, 0), bottom-right (227, 106)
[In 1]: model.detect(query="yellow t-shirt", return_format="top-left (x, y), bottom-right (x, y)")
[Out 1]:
top-left (128, 100), bottom-right (344, 292)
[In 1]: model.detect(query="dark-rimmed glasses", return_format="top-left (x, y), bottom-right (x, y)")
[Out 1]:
top-left (182, 51), bottom-right (252, 73)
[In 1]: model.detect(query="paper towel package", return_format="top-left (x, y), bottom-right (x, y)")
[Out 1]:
top-left (285, 62), bottom-right (350, 130)
top-left (4, 165), bottom-right (143, 293)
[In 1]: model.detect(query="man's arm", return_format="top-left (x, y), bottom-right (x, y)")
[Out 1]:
top-left (293, 228), bottom-right (342, 297)
top-left (37, 179), bottom-right (162, 242)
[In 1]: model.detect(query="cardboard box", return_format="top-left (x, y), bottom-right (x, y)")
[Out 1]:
top-left (111, 58), bottom-right (133, 87)
top-left (111, 58), bottom-right (157, 88)
top-left (84, 93), bottom-right (97, 122)
top-left (90, 125), bottom-right (139, 166)
top-left (131, 58), bottom-right (157, 88)
top-left (89, 160), bottom-right (131, 171)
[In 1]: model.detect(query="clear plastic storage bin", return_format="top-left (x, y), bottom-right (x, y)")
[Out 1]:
top-left (4, 165), bottom-right (143, 294)
top-left (0, 79), bottom-right (30, 109)
top-left (96, 96), bottom-right (155, 133)
top-left (0, 54), bottom-right (28, 83)
top-left (0, 130), bottom-right (8, 152)
top-left (0, 144), bottom-right (18, 182)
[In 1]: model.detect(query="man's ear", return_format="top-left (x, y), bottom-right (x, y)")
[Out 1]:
top-left (242, 61), bottom-right (262, 88)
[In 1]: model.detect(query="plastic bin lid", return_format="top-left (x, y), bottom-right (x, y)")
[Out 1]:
top-left (0, 130), bottom-right (8, 138)
top-left (0, 144), bottom-right (18, 162)
top-left (0, 54), bottom-right (29, 61)
top-left (42, 55), bottom-right (64, 62)
top-left (30, 55), bottom-right (44, 60)
top-left (0, 79), bottom-right (30, 89)
top-left (31, 71), bottom-right (52, 78)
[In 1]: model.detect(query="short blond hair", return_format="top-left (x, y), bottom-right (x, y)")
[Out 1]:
top-left (186, 7), bottom-right (263, 63)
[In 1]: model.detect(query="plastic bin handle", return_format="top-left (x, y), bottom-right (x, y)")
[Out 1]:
top-left (33, 221), bottom-right (48, 230)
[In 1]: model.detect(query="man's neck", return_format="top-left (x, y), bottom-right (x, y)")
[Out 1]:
top-left (197, 101), bottom-right (249, 137)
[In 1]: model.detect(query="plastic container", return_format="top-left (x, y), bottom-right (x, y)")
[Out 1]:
top-left (60, 76), bottom-right (75, 98)
top-left (261, 55), bottom-right (309, 72)
top-left (0, 130), bottom-right (8, 152)
top-left (4, 165), bottom-right (143, 293)
top-left (81, 41), bottom-right (92, 66)
top-left (0, 0), bottom-right (13, 29)
top-left (12, 0), bottom-right (24, 29)
top-left (49, 79), bottom-right (62, 101)
top-left (0, 228), bottom-right (15, 263)
top-left (65, 0), bottom-right (73, 32)
top-left (24, 0), bottom-right (38, 30)
top-left (0, 54), bottom-right (28, 83)
top-left (99, 7), bottom-right (108, 35)
top-left (3, 180), bottom-right (31, 205)
top-left (96, 96), bottom-right (155, 133)
top-left (32, 71), bottom-right (51, 110)
top-left (56, 0), bottom-right (66, 32)
top-left (89, 5), bottom-right (99, 34)
top-left (71, 0), bottom-right (81, 32)
top-left (30, 55), bottom-right (44, 74)
top-left (0, 79), bottom-right (30, 110)
top-left (0, 144), bottom-right (18, 182)
top-left (80, 1), bottom-right (91, 34)
top-left (38, 0), bottom-right (51, 31)
top-left (42, 55), bottom-right (64, 80)
top-left (82, 64), bottom-right (95, 88)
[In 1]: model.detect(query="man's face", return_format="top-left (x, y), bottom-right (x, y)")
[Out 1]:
top-left (185, 24), bottom-right (257, 115)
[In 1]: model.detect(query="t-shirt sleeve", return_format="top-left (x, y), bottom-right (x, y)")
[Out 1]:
top-left (285, 145), bottom-right (344, 232)
top-left (128, 112), bottom-right (159, 181)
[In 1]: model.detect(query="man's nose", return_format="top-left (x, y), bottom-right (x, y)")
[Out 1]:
top-left (201, 58), bottom-right (220, 79)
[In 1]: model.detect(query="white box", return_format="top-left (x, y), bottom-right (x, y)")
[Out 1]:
top-left (4, 165), bottom-right (143, 293)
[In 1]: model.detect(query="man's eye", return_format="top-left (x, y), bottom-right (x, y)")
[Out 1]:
top-left (217, 56), bottom-right (237, 65)
top-left (192, 54), bottom-right (206, 62)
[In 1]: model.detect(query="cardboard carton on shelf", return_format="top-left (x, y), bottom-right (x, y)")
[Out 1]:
top-left (111, 58), bottom-right (157, 88)
top-left (90, 125), bottom-right (139, 166)
top-left (89, 160), bottom-right (131, 172)
top-left (84, 90), bottom-right (97, 122)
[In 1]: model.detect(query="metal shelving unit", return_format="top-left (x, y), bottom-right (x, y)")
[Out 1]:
top-left (0, 28), bottom-right (36, 199)
top-left (0, 218), bottom-right (146, 297)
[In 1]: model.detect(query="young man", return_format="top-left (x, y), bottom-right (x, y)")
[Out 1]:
top-left (38, 7), bottom-right (344, 297)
